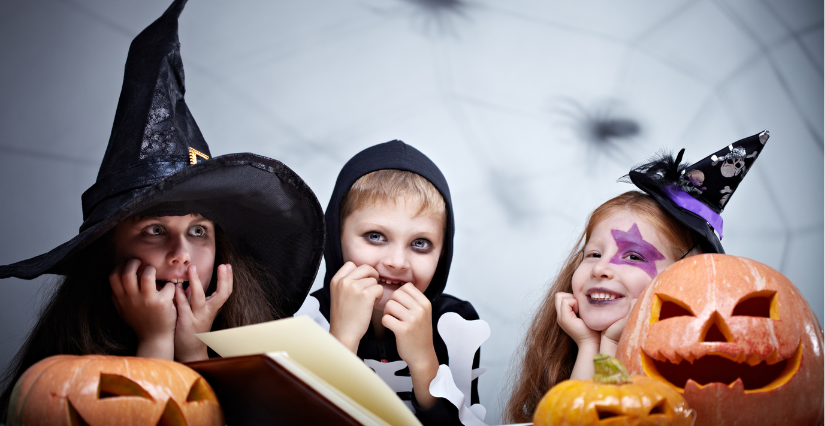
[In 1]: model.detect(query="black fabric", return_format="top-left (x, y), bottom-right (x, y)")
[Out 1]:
top-left (0, 0), bottom-right (325, 315)
top-left (311, 140), bottom-right (478, 425)
top-left (624, 130), bottom-right (768, 254)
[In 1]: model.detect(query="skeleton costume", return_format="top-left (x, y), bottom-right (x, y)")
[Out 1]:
top-left (296, 141), bottom-right (489, 426)
top-left (622, 130), bottom-right (769, 253)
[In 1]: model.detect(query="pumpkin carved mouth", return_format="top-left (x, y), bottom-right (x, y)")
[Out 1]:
top-left (640, 341), bottom-right (803, 393)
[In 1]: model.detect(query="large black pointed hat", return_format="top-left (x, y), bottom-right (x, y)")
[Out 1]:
top-left (623, 130), bottom-right (769, 254)
top-left (0, 0), bottom-right (325, 315)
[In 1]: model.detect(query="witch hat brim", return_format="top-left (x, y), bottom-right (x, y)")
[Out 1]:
top-left (0, 154), bottom-right (325, 314)
top-left (626, 130), bottom-right (769, 254)
top-left (0, 0), bottom-right (325, 315)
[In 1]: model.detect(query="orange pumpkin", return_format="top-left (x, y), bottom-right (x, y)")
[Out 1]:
top-left (7, 355), bottom-right (224, 426)
top-left (533, 354), bottom-right (695, 425)
top-left (617, 254), bottom-right (824, 426)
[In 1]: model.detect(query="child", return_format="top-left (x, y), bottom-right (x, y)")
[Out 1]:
top-left (297, 141), bottom-right (486, 425)
top-left (504, 131), bottom-right (768, 423)
top-left (0, 0), bottom-right (324, 418)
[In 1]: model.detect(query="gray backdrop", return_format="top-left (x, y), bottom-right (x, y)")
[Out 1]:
top-left (0, 0), bottom-right (822, 423)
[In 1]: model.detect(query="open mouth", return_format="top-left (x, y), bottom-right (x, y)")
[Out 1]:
top-left (586, 289), bottom-right (624, 304)
top-left (640, 342), bottom-right (803, 393)
top-left (155, 279), bottom-right (189, 291)
top-left (378, 277), bottom-right (404, 286)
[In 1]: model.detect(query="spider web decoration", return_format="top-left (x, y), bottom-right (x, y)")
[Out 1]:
top-left (0, 1), bottom-right (821, 424)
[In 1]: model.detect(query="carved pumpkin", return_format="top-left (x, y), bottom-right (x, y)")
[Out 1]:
top-left (533, 354), bottom-right (695, 425)
top-left (7, 355), bottom-right (224, 426)
top-left (617, 254), bottom-right (824, 426)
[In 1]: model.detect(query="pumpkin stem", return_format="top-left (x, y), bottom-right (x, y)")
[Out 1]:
top-left (593, 354), bottom-right (632, 385)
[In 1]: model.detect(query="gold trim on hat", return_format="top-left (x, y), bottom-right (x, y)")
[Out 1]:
top-left (189, 147), bottom-right (209, 165)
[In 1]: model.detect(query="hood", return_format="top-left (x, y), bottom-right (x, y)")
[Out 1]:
top-left (320, 140), bottom-right (455, 302)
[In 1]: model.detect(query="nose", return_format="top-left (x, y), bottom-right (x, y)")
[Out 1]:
top-left (166, 234), bottom-right (191, 267)
top-left (382, 244), bottom-right (410, 271)
top-left (591, 256), bottom-right (614, 280)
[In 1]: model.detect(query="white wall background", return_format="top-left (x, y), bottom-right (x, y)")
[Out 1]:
top-left (0, 0), bottom-right (821, 423)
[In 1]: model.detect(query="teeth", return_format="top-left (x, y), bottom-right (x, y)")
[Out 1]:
top-left (165, 278), bottom-right (186, 284)
top-left (588, 292), bottom-right (618, 301)
top-left (378, 278), bottom-right (402, 285)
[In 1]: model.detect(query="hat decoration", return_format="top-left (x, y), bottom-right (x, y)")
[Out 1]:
top-left (622, 130), bottom-right (768, 254)
top-left (0, 0), bottom-right (325, 315)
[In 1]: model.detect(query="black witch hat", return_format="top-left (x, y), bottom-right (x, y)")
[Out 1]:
top-left (623, 130), bottom-right (769, 254)
top-left (0, 0), bottom-right (325, 315)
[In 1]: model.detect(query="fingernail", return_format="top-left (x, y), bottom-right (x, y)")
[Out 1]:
top-left (191, 265), bottom-right (197, 273)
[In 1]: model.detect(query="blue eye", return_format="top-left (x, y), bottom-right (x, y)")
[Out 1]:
top-left (365, 232), bottom-right (385, 243)
top-left (411, 239), bottom-right (432, 252)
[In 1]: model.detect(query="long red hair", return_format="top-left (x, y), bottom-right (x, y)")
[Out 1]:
top-left (503, 191), bottom-right (696, 423)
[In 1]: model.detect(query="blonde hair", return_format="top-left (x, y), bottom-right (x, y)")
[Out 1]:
top-left (503, 191), bottom-right (697, 423)
top-left (340, 169), bottom-right (446, 222)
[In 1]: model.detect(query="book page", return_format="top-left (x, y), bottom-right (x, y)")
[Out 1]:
top-left (197, 317), bottom-right (422, 426)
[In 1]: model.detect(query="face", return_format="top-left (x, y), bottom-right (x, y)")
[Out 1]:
top-left (340, 197), bottom-right (445, 311)
top-left (571, 211), bottom-right (678, 331)
top-left (113, 214), bottom-right (216, 294)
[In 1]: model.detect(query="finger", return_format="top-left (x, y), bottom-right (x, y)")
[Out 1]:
top-left (350, 264), bottom-right (380, 281)
top-left (109, 263), bottom-right (125, 298)
top-left (207, 264), bottom-right (233, 309)
top-left (366, 282), bottom-right (384, 304)
top-left (382, 313), bottom-right (403, 331)
top-left (187, 265), bottom-right (206, 312)
top-left (397, 283), bottom-right (429, 307)
top-left (139, 265), bottom-right (157, 297)
top-left (122, 259), bottom-right (142, 296)
top-left (354, 276), bottom-right (379, 291)
top-left (569, 297), bottom-right (579, 314)
top-left (158, 281), bottom-right (176, 303)
top-left (174, 283), bottom-right (193, 318)
top-left (388, 286), bottom-right (419, 310)
top-left (331, 261), bottom-right (358, 285)
top-left (383, 299), bottom-right (412, 322)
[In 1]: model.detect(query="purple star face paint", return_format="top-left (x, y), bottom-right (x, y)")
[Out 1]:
top-left (609, 223), bottom-right (665, 279)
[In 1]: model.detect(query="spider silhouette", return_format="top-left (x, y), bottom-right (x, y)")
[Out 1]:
top-left (365, 0), bottom-right (472, 38)
top-left (549, 97), bottom-right (642, 167)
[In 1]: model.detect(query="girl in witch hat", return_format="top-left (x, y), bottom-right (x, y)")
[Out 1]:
top-left (504, 131), bottom-right (768, 423)
top-left (0, 0), bottom-right (324, 417)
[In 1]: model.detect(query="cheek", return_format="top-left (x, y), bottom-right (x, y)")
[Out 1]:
top-left (410, 254), bottom-right (440, 292)
top-left (194, 245), bottom-right (216, 287)
top-left (571, 265), bottom-right (588, 296)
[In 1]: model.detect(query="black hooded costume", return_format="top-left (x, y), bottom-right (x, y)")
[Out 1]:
top-left (300, 141), bottom-right (483, 426)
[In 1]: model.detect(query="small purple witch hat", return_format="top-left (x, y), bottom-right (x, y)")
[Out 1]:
top-left (623, 130), bottom-right (769, 254)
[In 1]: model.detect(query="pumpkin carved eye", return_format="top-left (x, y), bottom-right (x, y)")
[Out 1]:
top-left (648, 399), bottom-right (668, 416)
top-left (651, 294), bottom-right (694, 324)
top-left (596, 406), bottom-right (625, 421)
top-left (732, 290), bottom-right (778, 319)
top-left (98, 373), bottom-right (153, 400)
top-left (187, 377), bottom-right (218, 403)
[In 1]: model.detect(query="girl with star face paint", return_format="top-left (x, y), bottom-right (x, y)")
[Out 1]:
top-left (504, 191), bottom-right (699, 424)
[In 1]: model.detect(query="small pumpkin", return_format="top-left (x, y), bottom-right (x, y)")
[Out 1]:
top-left (7, 355), bottom-right (224, 426)
top-left (533, 354), bottom-right (695, 425)
top-left (616, 254), bottom-right (825, 426)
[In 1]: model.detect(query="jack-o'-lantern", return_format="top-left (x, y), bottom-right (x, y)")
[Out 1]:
top-left (533, 354), bottom-right (695, 425)
top-left (617, 254), bottom-right (824, 426)
top-left (7, 355), bottom-right (224, 426)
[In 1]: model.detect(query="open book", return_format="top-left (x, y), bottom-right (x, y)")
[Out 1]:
top-left (187, 316), bottom-right (422, 426)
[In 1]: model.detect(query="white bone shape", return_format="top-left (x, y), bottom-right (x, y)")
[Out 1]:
top-left (365, 359), bottom-right (414, 411)
top-left (436, 312), bottom-right (491, 422)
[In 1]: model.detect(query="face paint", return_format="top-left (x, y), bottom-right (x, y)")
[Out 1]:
top-left (609, 223), bottom-right (665, 278)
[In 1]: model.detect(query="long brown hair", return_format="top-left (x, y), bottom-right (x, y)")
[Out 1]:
top-left (0, 224), bottom-right (281, 419)
top-left (503, 191), bottom-right (697, 423)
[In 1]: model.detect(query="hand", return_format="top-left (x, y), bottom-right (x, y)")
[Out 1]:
top-left (382, 283), bottom-right (438, 410)
top-left (329, 262), bottom-right (384, 353)
top-left (555, 292), bottom-right (600, 349)
top-left (173, 264), bottom-right (233, 362)
top-left (109, 259), bottom-right (176, 359)
top-left (600, 298), bottom-right (637, 356)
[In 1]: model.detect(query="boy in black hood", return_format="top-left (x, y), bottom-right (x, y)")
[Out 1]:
top-left (297, 141), bottom-right (486, 425)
